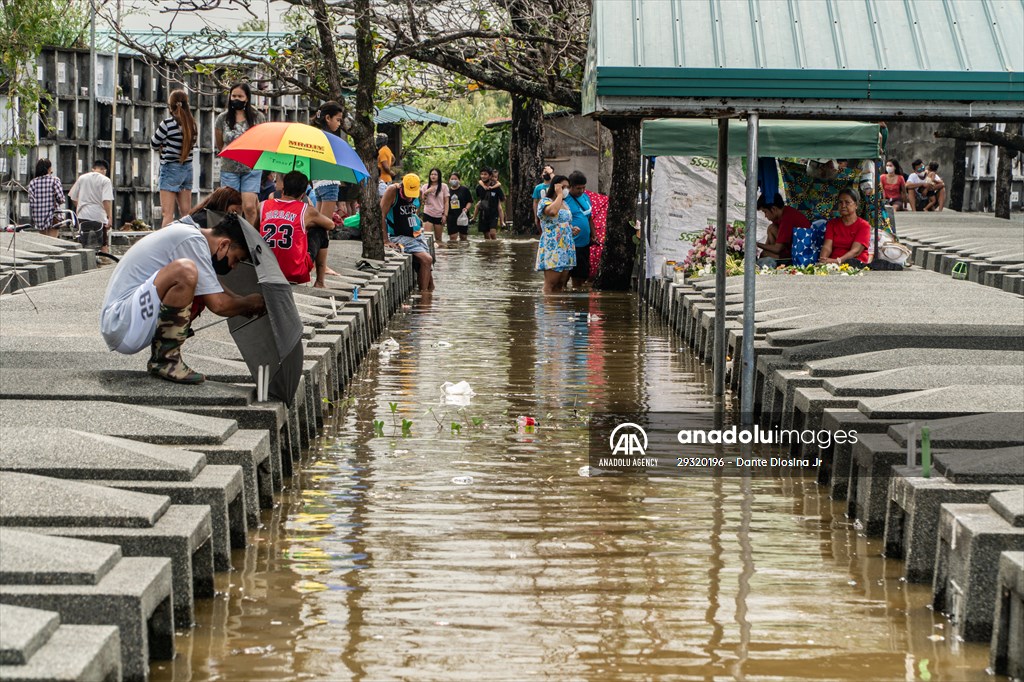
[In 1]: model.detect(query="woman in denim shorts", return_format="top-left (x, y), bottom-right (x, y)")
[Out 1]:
top-left (310, 101), bottom-right (347, 280)
top-left (215, 82), bottom-right (265, 226)
top-left (151, 90), bottom-right (197, 227)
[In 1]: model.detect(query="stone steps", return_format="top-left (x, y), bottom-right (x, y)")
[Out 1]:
top-left (643, 214), bottom-right (1024, 674)
top-left (0, 239), bottom-right (415, 680)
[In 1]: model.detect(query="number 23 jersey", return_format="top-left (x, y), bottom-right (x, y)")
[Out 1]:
top-left (259, 198), bottom-right (312, 284)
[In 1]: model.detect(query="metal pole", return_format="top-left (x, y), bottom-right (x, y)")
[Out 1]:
top-left (89, 1), bottom-right (97, 168)
top-left (712, 118), bottom-right (729, 399)
top-left (740, 113), bottom-right (759, 425)
top-left (109, 0), bottom-right (120, 228)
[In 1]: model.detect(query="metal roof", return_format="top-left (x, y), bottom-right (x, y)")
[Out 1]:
top-left (583, 0), bottom-right (1024, 120)
top-left (373, 104), bottom-right (454, 126)
top-left (96, 30), bottom-right (296, 63)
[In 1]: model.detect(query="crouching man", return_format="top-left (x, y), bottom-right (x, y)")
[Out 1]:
top-left (381, 173), bottom-right (434, 291)
top-left (100, 211), bottom-right (265, 384)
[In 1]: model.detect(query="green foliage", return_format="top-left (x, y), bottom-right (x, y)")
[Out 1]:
top-left (454, 127), bottom-right (510, 182)
top-left (401, 92), bottom-right (511, 180)
top-left (401, 419), bottom-right (413, 436)
top-left (1, 0), bottom-right (89, 151)
top-left (237, 18), bottom-right (268, 33)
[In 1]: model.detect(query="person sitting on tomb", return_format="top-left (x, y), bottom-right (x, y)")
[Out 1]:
top-left (818, 188), bottom-right (871, 266)
top-left (755, 194), bottom-right (810, 268)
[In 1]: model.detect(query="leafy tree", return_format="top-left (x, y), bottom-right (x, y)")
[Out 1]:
top-left (104, 0), bottom-right (514, 260)
top-left (389, 0), bottom-right (640, 289)
top-left (1, 0), bottom-right (89, 152)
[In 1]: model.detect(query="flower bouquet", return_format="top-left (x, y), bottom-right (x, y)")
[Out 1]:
top-left (683, 222), bottom-right (746, 277)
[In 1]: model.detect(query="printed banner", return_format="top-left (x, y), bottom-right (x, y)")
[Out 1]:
top-left (647, 156), bottom-right (767, 278)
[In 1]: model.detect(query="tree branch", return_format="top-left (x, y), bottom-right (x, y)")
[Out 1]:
top-left (935, 123), bottom-right (1024, 154)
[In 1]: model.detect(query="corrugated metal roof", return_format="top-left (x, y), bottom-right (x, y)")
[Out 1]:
top-left (584, 0), bottom-right (1024, 118)
top-left (373, 104), bottom-right (454, 126)
top-left (96, 30), bottom-right (295, 63)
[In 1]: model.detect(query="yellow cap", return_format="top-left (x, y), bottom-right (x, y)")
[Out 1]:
top-left (402, 173), bottom-right (421, 198)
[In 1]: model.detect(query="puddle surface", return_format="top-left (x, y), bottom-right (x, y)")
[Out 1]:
top-left (154, 239), bottom-right (995, 681)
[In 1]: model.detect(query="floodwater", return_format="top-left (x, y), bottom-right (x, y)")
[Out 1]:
top-left (153, 240), bottom-right (997, 682)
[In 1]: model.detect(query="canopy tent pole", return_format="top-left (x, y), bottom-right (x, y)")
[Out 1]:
top-left (712, 119), bottom-right (729, 399)
top-left (741, 113), bottom-right (759, 424)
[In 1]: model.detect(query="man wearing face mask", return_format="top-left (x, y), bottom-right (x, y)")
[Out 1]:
top-left (100, 210), bottom-right (265, 384)
top-left (532, 165), bottom-right (554, 233)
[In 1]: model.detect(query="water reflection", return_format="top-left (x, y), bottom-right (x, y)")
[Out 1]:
top-left (153, 239), bottom-right (998, 682)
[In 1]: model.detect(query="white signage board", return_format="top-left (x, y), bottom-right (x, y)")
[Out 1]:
top-left (646, 155), bottom-right (768, 278)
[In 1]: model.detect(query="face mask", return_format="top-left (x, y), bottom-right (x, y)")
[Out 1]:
top-left (561, 187), bottom-right (569, 199)
top-left (211, 248), bottom-right (233, 275)
top-left (542, 173), bottom-right (552, 182)
top-left (229, 100), bottom-right (246, 111)
top-left (450, 180), bottom-right (460, 188)
top-left (886, 166), bottom-right (894, 173)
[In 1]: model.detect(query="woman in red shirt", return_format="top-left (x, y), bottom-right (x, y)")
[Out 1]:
top-left (880, 159), bottom-right (908, 211)
top-left (820, 188), bottom-right (871, 265)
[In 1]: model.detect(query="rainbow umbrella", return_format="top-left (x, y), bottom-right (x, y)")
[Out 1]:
top-left (220, 121), bottom-right (369, 183)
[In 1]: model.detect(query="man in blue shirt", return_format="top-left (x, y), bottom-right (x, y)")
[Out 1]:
top-left (531, 165), bottom-right (554, 233)
top-left (565, 170), bottom-right (594, 289)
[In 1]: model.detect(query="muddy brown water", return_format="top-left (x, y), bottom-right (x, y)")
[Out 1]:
top-left (153, 240), bottom-right (997, 681)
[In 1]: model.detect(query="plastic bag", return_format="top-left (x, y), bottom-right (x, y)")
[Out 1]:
top-left (440, 381), bottom-right (476, 406)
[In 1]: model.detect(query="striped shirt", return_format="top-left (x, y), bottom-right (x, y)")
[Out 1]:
top-left (151, 117), bottom-right (195, 164)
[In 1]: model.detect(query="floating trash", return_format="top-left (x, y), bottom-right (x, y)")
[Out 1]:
top-left (232, 645), bottom-right (276, 656)
top-left (577, 466), bottom-right (591, 477)
top-left (380, 337), bottom-right (400, 353)
top-left (451, 476), bottom-right (474, 485)
top-left (434, 341), bottom-right (452, 348)
top-left (441, 381), bottom-right (475, 406)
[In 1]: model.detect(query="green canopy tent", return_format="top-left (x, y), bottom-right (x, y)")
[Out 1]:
top-left (584, 0), bottom-right (1024, 421)
top-left (638, 118), bottom-right (887, 288)
top-left (640, 119), bottom-right (881, 159)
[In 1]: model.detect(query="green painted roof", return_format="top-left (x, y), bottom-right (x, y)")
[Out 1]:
top-left (374, 104), bottom-right (454, 126)
top-left (641, 119), bottom-right (882, 157)
top-left (96, 31), bottom-right (296, 64)
top-left (584, 0), bottom-right (1024, 119)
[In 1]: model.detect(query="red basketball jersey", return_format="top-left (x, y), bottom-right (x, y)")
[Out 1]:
top-left (259, 198), bottom-right (312, 284)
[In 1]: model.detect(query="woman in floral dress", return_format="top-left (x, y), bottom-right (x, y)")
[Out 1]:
top-left (536, 175), bottom-right (576, 293)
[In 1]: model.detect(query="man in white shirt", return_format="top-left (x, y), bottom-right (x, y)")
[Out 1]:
top-left (100, 211), bottom-right (264, 383)
top-left (905, 159), bottom-right (945, 212)
top-left (69, 159), bottom-right (114, 253)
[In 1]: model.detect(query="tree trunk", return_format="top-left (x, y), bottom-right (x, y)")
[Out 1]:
top-left (995, 123), bottom-right (1021, 220)
top-left (949, 137), bottom-right (967, 212)
top-left (593, 118), bottom-right (641, 291)
top-left (508, 94), bottom-right (544, 235)
top-left (355, 128), bottom-right (385, 259)
top-left (352, 0), bottom-right (384, 260)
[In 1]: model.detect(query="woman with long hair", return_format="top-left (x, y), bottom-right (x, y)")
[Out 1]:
top-left (306, 101), bottom-right (346, 283)
top-left (215, 82), bottom-right (265, 226)
top-left (27, 158), bottom-right (64, 237)
top-left (188, 187), bottom-right (243, 226)
top-left (535, 175), bottom-right (576, 293)
top-left (311, 101), bottom-right (345, 220)
top-left (880, 159), bottom-right (908, 211)
top-left (151, 89), bottom-right (197, 227)
top-left (420, 168), bottom-right (449, 243)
